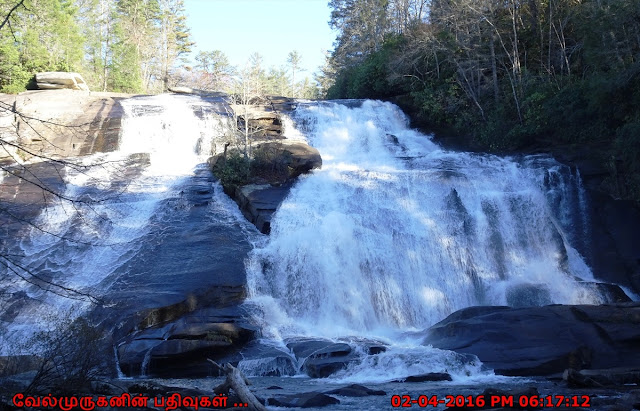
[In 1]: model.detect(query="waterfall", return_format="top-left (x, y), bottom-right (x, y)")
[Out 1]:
top-left (0, 95), bottom-right (233, 353)
top-left (245, 100), bottom-right (602, 380)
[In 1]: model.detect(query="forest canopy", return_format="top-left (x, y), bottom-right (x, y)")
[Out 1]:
top-left (0, 0), bottom-right (319, 98)
top-left (1, 0), bottom-right (639, 202)
top-left (321, 0), bottom-right (640, 204)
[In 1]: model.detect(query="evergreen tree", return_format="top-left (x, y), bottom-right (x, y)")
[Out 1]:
top-left (194, 50), bottom-right (234, 91)
top-left (158, 0), bottom-right (194, 90)
top-left (286, 50), bottom-right (303, 97)
top-left (0, 0), bottom-right (84, 92)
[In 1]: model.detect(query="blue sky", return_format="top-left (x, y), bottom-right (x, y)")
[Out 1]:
top-left (184, 0), bottom-right (337, 77)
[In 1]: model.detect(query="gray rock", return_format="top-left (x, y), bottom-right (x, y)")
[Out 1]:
top-left (269, 141), bottom-right (322, 178)
top-left (232, 182), bottom-right (295, 234)
top-left (610, 389), bottom-right (640, 411)
top-left (285, 339), bottom-right (357, 378)
top-left (36, 72), bottom-right (89, 91)
top-left (268, 392), bottom-right (340, 408)
top-left (116, 306), bottom-right (257, 378)
top-left (0, 355), bottom-right (42, 378)
top-left (401, 372), bottom-right (453, 382)
top-left (424, 303), bottom-right (640, 376)
top-left (564, 367), bottom-right (640, 388)
top-left (0, 90), bottom-right (125, 160)
top-left (325, 384), bottom-right (386, 397)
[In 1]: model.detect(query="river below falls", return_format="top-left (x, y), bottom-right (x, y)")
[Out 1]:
top-left (135, 375), bottom-right (628, 410)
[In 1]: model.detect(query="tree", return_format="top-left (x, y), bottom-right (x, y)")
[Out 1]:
top-left (286, 50), bottom-right (303, 97)
top-left (194, 50), bottom-right (235, 91)
top-left (264, 65), bottom-right (288, 96)
top-left (0, 0), bottom-right (84, 92)
top-left (328, 0), bottom-right (389, 69)
top-left (158, 0), bottom-right (194, 90)
top-left (113, 0), bottom-right (161, 92)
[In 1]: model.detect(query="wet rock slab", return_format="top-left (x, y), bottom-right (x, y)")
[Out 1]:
top-left (424, 303), bottom-right (640, 376)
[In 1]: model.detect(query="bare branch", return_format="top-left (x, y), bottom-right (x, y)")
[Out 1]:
top-left (0, 0), bottom-right (25, 31)
top-left (0, 255), bottom-right (103, 305)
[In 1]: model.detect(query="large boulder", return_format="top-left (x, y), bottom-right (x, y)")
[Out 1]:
top-left (35, 72), bottom-right (89, 91)
top-left (284, 338), bottom-right (384, 378)
top-left (232, 182), bottom-right (295, 234)
top-left (423, 303), bottom-right (640, 376)
top-left (252, 141), bottom-right (322, 180)
top-left (117, 306), bottom-right (257, 378)
top-left (217, 141), bottom-right (322, 234)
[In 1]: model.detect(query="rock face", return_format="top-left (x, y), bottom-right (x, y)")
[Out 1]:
top-left (587, 192), bottom-right (640, 295)
top-left (0, 90), bottom-right (128, 160)
top-left (423, 303), bottom-right (640, 376)
top-left (552, 150), bottom-right (640, 296)
top-left (254, 141), bottom-right (322, 179)
top-left (231, 182), bottom-right (295, 234)
top-left (230, 96), bottom-right (296, 139)
top-left (564, 367), bottom-right (640, 388)
top-left (94, 169), bottom-right (257, 379)
top-left (324, 384), bottom-right (386, 397)
top-left (35, 72), bottom-right (89, 91)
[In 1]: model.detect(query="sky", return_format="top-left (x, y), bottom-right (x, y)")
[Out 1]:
top-left (184, 0), bottom-right (338, 78)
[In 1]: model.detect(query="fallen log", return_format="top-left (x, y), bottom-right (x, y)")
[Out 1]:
top-left (208, 359), bottom-right (266, 411)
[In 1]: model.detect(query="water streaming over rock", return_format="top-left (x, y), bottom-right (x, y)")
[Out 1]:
top-left (0, 94), bottom-right (254, 354)
top-left (0, 96), bottom-right (610, 385)
top-left (244, 100), bottom-right (602, 382)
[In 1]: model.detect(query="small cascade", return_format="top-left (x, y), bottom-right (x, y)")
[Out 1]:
top-left (140, 347), bottom-right (153, 377)
top-left (244, 100), bottom-right (604, 381)
top-left (113, 344), bottom-right (126, 379)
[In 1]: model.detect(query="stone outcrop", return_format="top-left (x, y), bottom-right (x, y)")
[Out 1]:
top-left (230, 182), bottom-right (295, 234)
top-left (35, 72), bottom-right (89, 91)
top-left (117, 306), bottom-right (257, 378)
top-left (423, 303), bottom-right (640, 376)
top-left (223, 141), bottom-right (321, 234)
top-left (211, 99), bottom-right (322, 234)
top-left (254, 141), bottom-right (322, 179)
top-left (324, 384), bottom-right (386, 397)
top-left (230, 96), bottom-right (295, 139)
top-left (0, 90), bottom-right (128, 161)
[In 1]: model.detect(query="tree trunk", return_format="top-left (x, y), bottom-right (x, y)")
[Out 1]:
top-left (210, 361), bottom-right (266, 411)
top-left (490, 34), bottom-right (499, 103)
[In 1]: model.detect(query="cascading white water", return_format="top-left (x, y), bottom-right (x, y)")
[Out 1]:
top-left (0, 95), bottom-right (233, 354)
top-left (245, 100), bottom-right (602, 381)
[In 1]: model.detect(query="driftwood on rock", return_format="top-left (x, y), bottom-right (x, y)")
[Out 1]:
top-left (208, 359), bottom-right (266, 411)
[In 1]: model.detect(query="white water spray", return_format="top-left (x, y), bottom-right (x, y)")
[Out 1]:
top-left (244, 100), bottom-right (601, 381)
